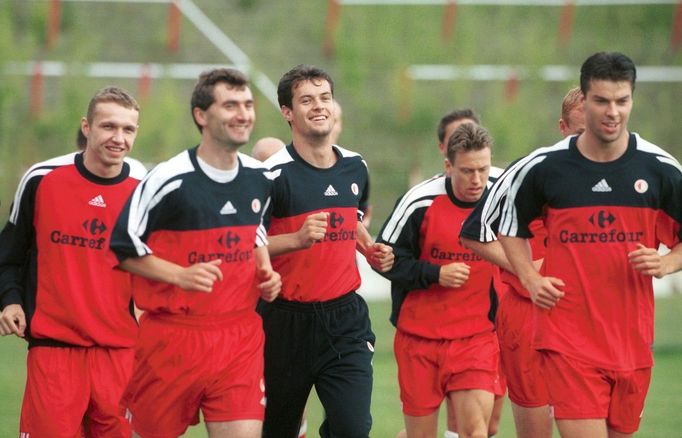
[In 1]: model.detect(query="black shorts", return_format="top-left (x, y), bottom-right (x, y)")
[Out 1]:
top-left (258, 291), bottom-right (375, 438)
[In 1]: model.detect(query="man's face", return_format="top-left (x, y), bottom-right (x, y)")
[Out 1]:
top-left (282, 79), bottom-right (335, 139)
top-left (583, 79), bottom-right (632, 146)
top-left (439, 118), bottom-right (476, 156)
top-left (446, 147), bottom-right (491, 203)
top-left (81, 101), bottom-right (139, 171)
top-left (198, 82), bottom-right (255, 149)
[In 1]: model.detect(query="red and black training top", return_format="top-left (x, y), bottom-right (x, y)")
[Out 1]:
top-left (264, 144), bottom-right (369, 302)
top-left (111, 147), bottom-right (272, 317)
top-left (376, 174), bottom-right (501, 340)
top-left (498, 133), bottom-right (682, 370)
top-left (0, 152), bottom-right (144, 348)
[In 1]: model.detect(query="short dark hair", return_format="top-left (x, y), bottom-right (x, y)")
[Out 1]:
top-left (277, 65), bottom-right (334, 109)
top-left (86, 86), bottom-right (139, 124)
top-left (580, 52), bottom-right (636, 95)
top-left (446, 123), bottom-right (492, 163)
top-left (191, 68), bottom-right (250, 132)
top-left (437, 109), bottom-right (480, 143)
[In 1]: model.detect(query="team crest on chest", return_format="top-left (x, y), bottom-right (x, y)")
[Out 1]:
top-left (634, 179), bottom-right (648, 194)
top-left (351, 183), bottom-right (359, 196)
top-left (252, 198), bottom-right (261, 213)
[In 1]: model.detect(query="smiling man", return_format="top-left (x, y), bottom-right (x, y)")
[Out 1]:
top-left (0, 86), bottom-right (145, 437)
top-left (497, 52), bottom-right (682, 438)
top-left (111, 68), bottom-right (280, 438)
top-left (258, 64), bottom-right (394, 438)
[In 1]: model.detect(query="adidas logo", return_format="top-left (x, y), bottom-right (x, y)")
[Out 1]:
top-left (324, 185), bottom-right (338, 196)
top-left (88, 195), bottom-right (107, 208)
top-left (220, 201), bottom-right (237, 215)
top-left (591, 179), bottom-right (612, 193)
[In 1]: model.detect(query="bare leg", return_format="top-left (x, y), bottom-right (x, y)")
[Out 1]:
top-left (510, 401), bottom-right (553, 438)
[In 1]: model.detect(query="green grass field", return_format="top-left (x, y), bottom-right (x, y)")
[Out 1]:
top-left (1, 295), bottom-right (681, 437)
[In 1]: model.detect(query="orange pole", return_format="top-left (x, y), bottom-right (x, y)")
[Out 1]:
top-left (442, 0), bottom-right (457, 42)
top-left (138, 64), bottom-right (152, 101)
top-left (557, 1), bottom-right (575, 47)
top-left (167, 1), bottom-right (181, 53)
top-left (504, 70), bottom-right (519, 103)
top-left (323, 0), bottom-right (342, 58)
top-left (30, 63), bottom-right (44, 117)
top-left (671, 1), bottom-right (682, 52)
top-left (47, 0), bottom-right (61, 49)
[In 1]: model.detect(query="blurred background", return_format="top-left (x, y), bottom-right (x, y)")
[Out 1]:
top-left (1, 0), bottom-right (682, 235)
top-left (1, 2), bottom-right (682, 435)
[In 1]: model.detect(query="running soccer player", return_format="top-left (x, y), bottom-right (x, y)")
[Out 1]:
top-left (111, 68), bottom-right (280, 438)
top-left (460, 86), bottom-right (585, 438)
top-left (0, 86), bottom-right (144, 437)
top-left (258, 64), bottom-right (393, 438)
top-left (497, 52), bottom-right (682, 438)
top-left (377, 123), bottom-right (501, 438)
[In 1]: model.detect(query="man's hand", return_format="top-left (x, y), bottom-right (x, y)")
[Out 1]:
top-left (296, 212), bottom-right (329, 248)
top-left (365, 243), bottom-right (394, 273)
top-left (0, 304), bottom-right (26, 337)
top-left (438, 262), bottom-right (470, 288)
top-left (628, 243), bottom-right (666, 278)
top-left (175, 259), bottom-right (224, 292)
top-left (256, 267), bottom-right (282, 303)
top-left (523, 274), bottom-right (565, 310)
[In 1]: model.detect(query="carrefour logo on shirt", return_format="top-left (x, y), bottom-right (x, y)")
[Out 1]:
top-left (49, 217), bottom-right (108, 250)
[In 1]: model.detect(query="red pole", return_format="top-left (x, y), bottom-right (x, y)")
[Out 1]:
top-left (442, 0), bottom-right (457, 42)
top-left (504, 70), bottom-right (519, 103)
top-left (30, 63), bottom-right (44, 117)
top-left (557, 1), bottom-right (575, 47)
top-left (399, 68), bottom-right (413, 122)
top-left (138, 64), bottom-right (152, 101)
top-left (671, 1), bottom-right (682, 52)
top-left (47, 0), bottom-right (62, 49)
top-left (167, 1), bottom-right (181, 53)
top-left (323, 0), bottom-right (342, 58)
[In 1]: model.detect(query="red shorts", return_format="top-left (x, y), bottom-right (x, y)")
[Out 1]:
top-left (20, 345), bottom-right (134, 438)
top-left (496, 290), bottom-right (549, 407)
top-left (122, 311), bottom-right (265, 438)
top-left (394, 330), bottom-right (500, 416)
top-left (541, 350), bottom-right (651, 434)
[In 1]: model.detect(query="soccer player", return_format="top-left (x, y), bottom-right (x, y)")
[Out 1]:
top-left (497, 52), bottom-right (682, 438)
top-left (259, 64), bottom-right (394, 438)
top-left (460, 86), bottom-right (586, 438)
top-left (252, 136), bottom-right (286, 162)
top-left (110, 68), bottom-right (281, 438)
top-left (559, 87), bottom-right (585, 137)
top-left (76, 125), bottom-right (148, 176)
top-left (436, 108), bottom-right (480, 157)
top-left (0, 86), bottom-right (144, 437)
top-left (377, 123), bottom-right (501, 438)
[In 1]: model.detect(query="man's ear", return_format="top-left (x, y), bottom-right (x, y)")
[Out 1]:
top-left (444, 158), bottom-right (453, 177)
top-left (281, 106), bottom-right (291, 119)
top-left (193, 107), bottom-right (206, 128)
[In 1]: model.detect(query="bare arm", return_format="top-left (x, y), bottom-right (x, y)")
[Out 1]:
top-left (629, 242), bottom-right (682, 278)
top-left (267, 212), bottom-right (329, 257)
top-left (460, 237), bottom-right (514, 273)
top-left (119, 255), bottom-right (223, 293)
top-left (499, 235), bottom-right (564, 309)
top-left (254, 245), bottom-right (281, 302)
top-left (356, 222), bottom-right (394, 273)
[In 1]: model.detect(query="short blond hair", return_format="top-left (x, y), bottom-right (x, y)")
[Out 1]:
top-left (561, 87), bottom-right (582, 122)
top-left (86, 86), bottom-right (139, 123)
